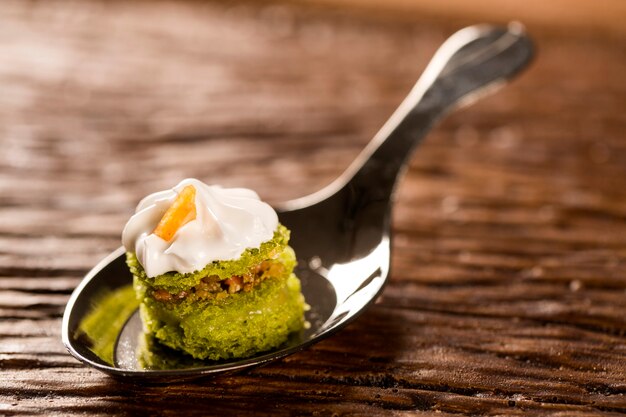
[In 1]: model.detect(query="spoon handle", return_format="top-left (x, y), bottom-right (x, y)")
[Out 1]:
top-left (343, 23), bottom-right (534, 202)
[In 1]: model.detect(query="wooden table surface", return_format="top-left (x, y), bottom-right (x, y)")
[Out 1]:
top-left (1, 1), bottom-right (625, 415)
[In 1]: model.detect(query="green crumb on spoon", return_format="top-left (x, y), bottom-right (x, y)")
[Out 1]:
top-left (76, 285), bottom-right (139, 365)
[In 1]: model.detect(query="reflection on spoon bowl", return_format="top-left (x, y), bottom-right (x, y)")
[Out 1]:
top-left (62, 23), bottom-right (534, 382)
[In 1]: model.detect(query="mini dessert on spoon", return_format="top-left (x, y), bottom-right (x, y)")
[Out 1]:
top-left (63, 24), bottom-right (534, 380)
top-left (122, 178), bottom-right (306, 361)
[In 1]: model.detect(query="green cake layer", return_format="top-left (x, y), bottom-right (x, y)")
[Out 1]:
top-left (134, 273), bottom-right (304, 361)
top-left (127, 224), bottom-right (306, 361)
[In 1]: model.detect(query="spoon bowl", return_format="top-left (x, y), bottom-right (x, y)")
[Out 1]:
top-left (62, 23), bottom-right (534, 381)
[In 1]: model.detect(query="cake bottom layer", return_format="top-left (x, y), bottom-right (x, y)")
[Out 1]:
top-left (135, 274), bottom-right (305, 361)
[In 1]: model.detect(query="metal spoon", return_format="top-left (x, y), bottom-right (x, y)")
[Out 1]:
top-left (62, 23), bottom-right (533, 382)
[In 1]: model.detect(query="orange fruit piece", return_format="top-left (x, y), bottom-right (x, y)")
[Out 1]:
top-left (153, 185), bottom-right (197, 241)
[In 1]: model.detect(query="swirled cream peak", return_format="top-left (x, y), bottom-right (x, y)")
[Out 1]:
top-left (122, 178), bottom-right (278, 278)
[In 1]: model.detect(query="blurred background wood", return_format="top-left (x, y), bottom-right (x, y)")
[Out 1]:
top-left (301, 0), bottom-right (626, 37)
top-left (0, 0), bottom-right (625, 415)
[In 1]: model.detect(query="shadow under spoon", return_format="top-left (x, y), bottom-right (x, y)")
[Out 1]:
top-left (62, 23), bottom-right (534, 382)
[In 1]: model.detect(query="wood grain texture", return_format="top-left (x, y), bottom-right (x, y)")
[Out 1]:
top-left (302, 0), bottom-right (626, 37)
top-left (1, 0), bottom-right (625, 416)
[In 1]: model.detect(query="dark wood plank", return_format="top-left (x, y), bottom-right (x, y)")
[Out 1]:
top-left (0, 0), bottom-right (625, 415)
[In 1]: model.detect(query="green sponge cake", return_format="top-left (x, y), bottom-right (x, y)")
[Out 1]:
top-left (122, 179), bottom-right (306, 361)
